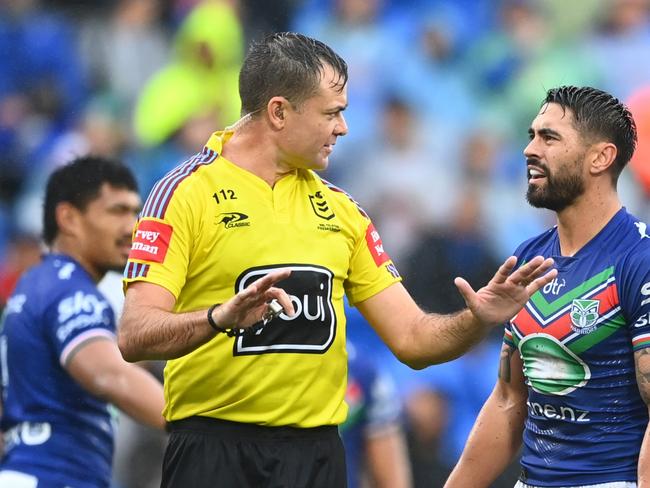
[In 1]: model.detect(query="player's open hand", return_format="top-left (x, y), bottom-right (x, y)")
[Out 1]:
top-left (212, 269), bottom-right (295, 330)
top-left (454, 256), bottom-right (557, 328)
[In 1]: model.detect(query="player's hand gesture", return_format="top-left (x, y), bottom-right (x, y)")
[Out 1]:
top-left (455, 256), bottom-right (557, 327)
top-left (211, 269), bottom-right (295, 330)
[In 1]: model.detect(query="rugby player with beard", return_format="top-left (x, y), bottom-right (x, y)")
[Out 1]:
top-left (446, 86), bottom-right (650, 488)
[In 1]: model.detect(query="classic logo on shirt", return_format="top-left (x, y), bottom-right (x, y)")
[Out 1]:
top-left (129, 219), bottom-right (173, 263)
top-left (309, 191), bottom-right (335, 220)
top-left (233, 264), bottom-right (335, 355)
top-left (365, 223), bottom-right (390, 267)
top-left (216, 212), bottom-right (250, 229)
top-left (569, 299), bottom-right (600, 335)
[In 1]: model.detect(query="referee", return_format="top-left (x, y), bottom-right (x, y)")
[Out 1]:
top-left (119, 32), bottom-right (556, 488)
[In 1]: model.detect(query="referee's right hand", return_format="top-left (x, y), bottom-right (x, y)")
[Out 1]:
top-left (211, 268), bottom-right (295, 331)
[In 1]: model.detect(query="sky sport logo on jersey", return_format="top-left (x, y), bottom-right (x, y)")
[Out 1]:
top-left (232, 264), bottom-right (335, 356)
top-left (56, 291), bottom-right (110, 341)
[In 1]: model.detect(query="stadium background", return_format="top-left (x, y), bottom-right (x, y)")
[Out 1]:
top-left (1, 0), bottom-right (650, 486)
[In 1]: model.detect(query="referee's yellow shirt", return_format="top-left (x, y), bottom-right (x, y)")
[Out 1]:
top-left (124, 131), bottom-right (401, 427)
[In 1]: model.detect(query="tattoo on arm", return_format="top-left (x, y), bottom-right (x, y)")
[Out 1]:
top-left (498, 345), bottom-right (516, 383)
top-left (635, 348), bottom-right (650, 405)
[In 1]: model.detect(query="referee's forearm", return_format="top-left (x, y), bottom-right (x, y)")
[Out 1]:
top-left (398, 309), bottom-right (490, 369)
top-left (119, 303), bottom-right (215, 361)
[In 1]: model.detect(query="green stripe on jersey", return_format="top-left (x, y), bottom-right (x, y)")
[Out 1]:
top-left (570, 313), bottom-right (625, 355)
top-left (529, 266), bottom-right (614, 317)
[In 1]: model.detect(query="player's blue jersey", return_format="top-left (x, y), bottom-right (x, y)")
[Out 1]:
top-left (0, 254), bottom-right (117, 488)
top-left (505, 208), bottom-right (650, 486)
top-left (340, 341), bottom-right (402, 488)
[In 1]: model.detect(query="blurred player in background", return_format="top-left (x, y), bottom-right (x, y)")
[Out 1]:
top-left (341, 336), bottom-right (412, 488)
top-left (119, 32), bottom-right (556, 488)
top-left (446, 86), bottom-right (650, 488)
top-left (0, 156), bottom-right (165, 488)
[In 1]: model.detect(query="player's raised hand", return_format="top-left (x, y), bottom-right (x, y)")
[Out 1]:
top-left (454, 256), bottom-right (557, 327)
top-left (211, 268), bottom-right (295, 330)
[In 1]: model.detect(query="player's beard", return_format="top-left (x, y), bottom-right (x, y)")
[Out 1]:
top-left (526, 156), bottom-right (586, 212)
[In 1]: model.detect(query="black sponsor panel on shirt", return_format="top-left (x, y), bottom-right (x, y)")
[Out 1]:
top-left (233, 264), bottom-right (336, 355)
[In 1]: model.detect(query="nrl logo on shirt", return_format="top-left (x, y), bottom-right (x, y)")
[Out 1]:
top-left (309, 191), bottom-right (335, 220)
top-left (216, 212), bottom-right (250, 229)
top-left (570, 299), bottom-right (600, 334)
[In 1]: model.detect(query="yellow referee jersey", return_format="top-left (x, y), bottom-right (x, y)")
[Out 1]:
top-left (124, 130), bottom-right (401, 427)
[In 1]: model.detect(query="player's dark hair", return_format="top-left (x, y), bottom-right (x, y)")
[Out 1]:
top-left (543, 86), bottom-right (637, 183)
top-left (43, 155), bottom-right (138, 245)
top-left (239, 32), bottom-right (348, 115)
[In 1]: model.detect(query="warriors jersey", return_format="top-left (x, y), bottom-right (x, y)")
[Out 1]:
top-left (124, 130), bottom-right (401, 428)
top-left (506, 208), bottom-right (650, 486)
top-left (340, 341), bottom-right (402, 488)
top-left (0, 254), bottom-right (117, 488)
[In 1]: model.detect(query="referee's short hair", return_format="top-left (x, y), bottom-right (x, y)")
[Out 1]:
top-left (239, 32), bottom-right (348, 115)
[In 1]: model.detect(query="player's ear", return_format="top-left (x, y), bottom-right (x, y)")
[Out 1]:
top-left (267, 97), bottom-right (288, 129)
top-left (590, 141), bottom-right (617, 176)
top-left (55, 202), bottom-right (82, 238)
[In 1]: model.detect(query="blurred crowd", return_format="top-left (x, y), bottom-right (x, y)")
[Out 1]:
top-left (2, 0), bottom-right (650, 486)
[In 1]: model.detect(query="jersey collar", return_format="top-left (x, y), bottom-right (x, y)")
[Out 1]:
top-left (205, 130), bottom-right (234, 155)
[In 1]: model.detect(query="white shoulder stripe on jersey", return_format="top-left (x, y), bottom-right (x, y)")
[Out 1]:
top-left (60, 329), bottom-right (116, 367)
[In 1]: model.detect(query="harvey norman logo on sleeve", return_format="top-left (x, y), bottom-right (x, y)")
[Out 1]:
top-left (129, 219), bottom-right (173, 263)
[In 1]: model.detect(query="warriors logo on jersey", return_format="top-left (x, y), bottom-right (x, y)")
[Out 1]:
top-left (570, 299), bottom-right (600, 334)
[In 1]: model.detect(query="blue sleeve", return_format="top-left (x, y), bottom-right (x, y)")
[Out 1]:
top-left (616, 243), bottom-right (650, 351)
top-left (44, 285), bottom-right (116, 366)
top-left (364, 366), bottom-right (402, 435)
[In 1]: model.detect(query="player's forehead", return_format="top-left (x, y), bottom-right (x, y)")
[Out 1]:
top-left (530, 102), bottom-right (577, 133)
top-left (90, 183), bottom-right (141, 210)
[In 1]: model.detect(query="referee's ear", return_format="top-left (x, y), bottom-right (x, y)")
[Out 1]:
top-left (268, 97), bottom-right (289, 130)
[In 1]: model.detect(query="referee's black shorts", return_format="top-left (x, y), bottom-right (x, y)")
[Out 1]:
top-left (161, 416), bottom-right (348, 488)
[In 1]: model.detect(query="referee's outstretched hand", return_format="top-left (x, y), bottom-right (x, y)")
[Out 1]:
top-left (212, 269), bottom-right (295, 330)
top-left (454, 255), bottom-right (557, 328)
